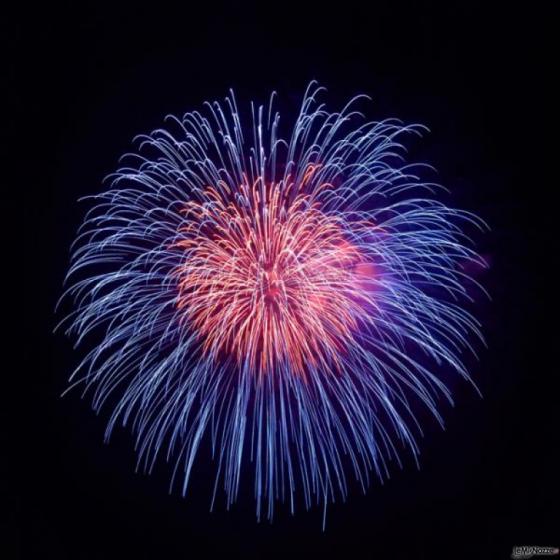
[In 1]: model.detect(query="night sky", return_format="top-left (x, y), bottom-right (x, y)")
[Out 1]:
top-left (14, 2), bottom-right (556, 559)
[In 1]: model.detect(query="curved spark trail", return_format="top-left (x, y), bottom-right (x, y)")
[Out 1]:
top-left (58, 83), bottom-right (486, 525)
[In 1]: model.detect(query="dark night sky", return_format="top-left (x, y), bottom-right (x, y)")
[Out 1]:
top-left (13, 2), bottom-right (556, 559)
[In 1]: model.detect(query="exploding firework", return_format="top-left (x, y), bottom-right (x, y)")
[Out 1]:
top-left (59, 83), bottom-right (486, 524)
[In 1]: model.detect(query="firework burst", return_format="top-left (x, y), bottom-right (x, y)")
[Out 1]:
top-left (59, 83), bottom-right (486, 525)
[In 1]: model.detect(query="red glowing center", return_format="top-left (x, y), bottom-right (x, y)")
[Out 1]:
top-left (174, 166), bottom-right (371, 377)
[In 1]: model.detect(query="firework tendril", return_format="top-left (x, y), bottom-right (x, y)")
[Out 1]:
top-left (59, 83), bottom-right (487, 526)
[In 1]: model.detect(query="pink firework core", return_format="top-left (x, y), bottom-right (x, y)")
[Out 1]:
top-left (174, 165), bottom-right (372, 378)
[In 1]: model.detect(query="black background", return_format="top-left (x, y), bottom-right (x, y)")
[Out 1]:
top-left (14, 2), bottom-right (556, 559)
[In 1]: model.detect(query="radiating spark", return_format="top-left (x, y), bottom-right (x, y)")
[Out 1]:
top-left (58, 82), bottom-right (487, 526)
